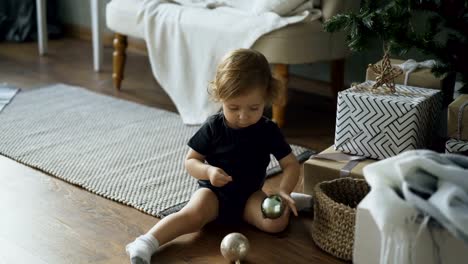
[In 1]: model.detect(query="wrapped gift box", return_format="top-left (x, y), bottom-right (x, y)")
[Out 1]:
top-left (354, 194), bottom-right (468, 264)
top-left (303, 146), bottom-right (376, 195)
top-left (448, 94), bottom-right (468, 140)
top-left (366, 58), bottom-right (455, 106)
top-left (334, 81), bottom-right (443, 160)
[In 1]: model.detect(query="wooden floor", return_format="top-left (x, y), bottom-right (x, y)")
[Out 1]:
top-left (0, 39), bottom-right (342, 264)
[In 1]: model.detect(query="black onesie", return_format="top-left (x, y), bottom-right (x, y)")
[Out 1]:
top-left (187, 112), bottom-right (291, 224)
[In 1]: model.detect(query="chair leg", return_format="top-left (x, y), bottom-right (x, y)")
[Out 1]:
top-left (330, 58), bottom-right (345, 102)
top-left (272, 64), bottom-right (289, 128)
top-left (112, 33), bottom-right (128, 90)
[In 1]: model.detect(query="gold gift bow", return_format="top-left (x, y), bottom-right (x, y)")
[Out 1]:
top-left (309, 152), bottom-right (367, 177)
top-left (367, 52), bottom-right (403, 93)
top-left (351, 82), bottom-right (432, 98)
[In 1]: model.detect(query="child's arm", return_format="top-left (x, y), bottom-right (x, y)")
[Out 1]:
top-left (277, 153), bottom-right (300, 216)
top-left (185, 148), bottom-right (232, 187)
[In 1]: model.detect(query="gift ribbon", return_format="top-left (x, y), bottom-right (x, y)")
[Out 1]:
top-left (353, 81), bottom-right (431, 98)
top-left (395, 59), bottom-right (436, 86)
top-left (457, 101), bottom-right (468, 140)
top-left (310, 152), bottom-right (366, 177)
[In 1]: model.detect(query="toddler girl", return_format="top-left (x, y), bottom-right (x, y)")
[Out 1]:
top-left (126, 48), bottom-right (312, 264)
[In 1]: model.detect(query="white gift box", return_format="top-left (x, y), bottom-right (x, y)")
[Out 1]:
top-left (334, 81), bottom-right (443, 160)
top-left (354, 194), bottom-right (468, 264)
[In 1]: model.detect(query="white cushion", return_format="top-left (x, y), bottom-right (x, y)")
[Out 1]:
top-left (106, 0), bottom-right (145, 39)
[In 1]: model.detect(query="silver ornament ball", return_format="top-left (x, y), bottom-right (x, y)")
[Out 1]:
top-left (220, 232), bottom-right (250, 263)
top-left (261, 194), bottom-right (285, 219)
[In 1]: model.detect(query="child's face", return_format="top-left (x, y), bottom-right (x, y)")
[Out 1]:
top-left (222, 87), bottom-right (266, 129)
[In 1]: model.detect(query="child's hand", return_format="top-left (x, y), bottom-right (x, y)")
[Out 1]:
top-left (278, 190), bottom-right (298, 216)
top-left (207, 166), bottom-right (232, 187)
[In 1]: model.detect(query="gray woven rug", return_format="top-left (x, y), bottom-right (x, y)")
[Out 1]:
top-left (0, 84), bottom-right (314, 218)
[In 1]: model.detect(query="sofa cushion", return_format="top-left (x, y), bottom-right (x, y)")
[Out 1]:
top-left (106, 0), bottom-right (350, 64)
top-left (106, 0), bottom-right (145, 39)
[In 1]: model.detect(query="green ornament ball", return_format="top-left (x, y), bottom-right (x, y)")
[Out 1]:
top-left (261, 194), bottom-right (285, 219)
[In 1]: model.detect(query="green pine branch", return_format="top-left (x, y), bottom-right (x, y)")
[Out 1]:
top-left (324, 0), bottom-right (468, 93)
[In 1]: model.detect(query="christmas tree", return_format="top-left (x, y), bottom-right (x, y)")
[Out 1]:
top-left (324, 0), bottom-right (468, 93)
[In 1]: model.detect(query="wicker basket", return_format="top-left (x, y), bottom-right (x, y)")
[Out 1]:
top-left (311, 178), bottom-right (370, 261)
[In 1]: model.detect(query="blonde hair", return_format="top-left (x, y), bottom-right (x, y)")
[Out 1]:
top-left (209, 49), bottom-right (283, 106)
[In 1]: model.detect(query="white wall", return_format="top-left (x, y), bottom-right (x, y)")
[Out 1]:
top-left (58, 0), bottom-right (111, 32)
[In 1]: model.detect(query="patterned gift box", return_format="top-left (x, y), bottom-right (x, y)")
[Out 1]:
top-left (446, 100), bottom-right (468, 155)
top-left (335, 81), bottom-right (443, 160)
top-left (445, 139), bottom-right (468, 155)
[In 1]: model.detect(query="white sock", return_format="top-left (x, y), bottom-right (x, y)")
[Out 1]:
top-left (125, 233), bottom-right (159, 264)
top-left (291, 192), bottom-right (313, 212)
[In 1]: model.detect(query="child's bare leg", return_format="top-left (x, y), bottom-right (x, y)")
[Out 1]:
top-left (243, 190), bottom-right (291, 233)
top-left (149, 188), bottom-right (219, 244)
top-left (126, 188), bottom-right (219, 264)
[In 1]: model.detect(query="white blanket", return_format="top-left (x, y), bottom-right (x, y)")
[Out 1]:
top-left (137, 0), bottom-right (314, 124)
top-left (363, 150), bottom-right (468, 263)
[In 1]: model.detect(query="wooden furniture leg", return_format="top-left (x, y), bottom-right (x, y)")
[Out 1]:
top-left (272, 64), bottom-right (289, 128)
top-left (331, 59), bottom-right (345, 103)
top-left (112, 33), bottom-right (128, 90)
